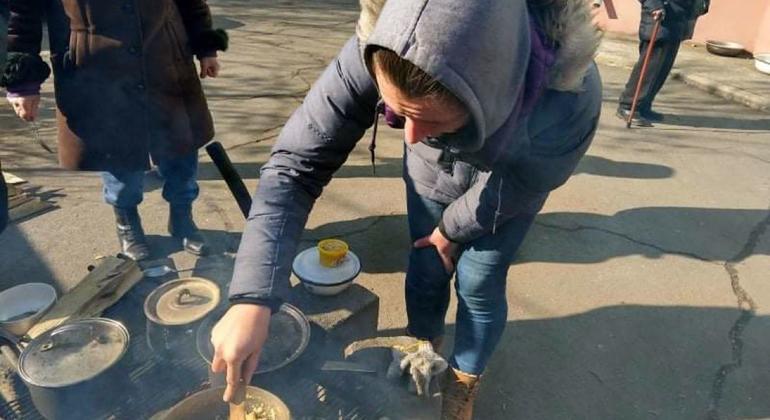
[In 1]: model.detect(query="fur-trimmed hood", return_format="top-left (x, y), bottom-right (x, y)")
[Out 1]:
top-left (356, 0), bottom-right (599, 158)
top-left (364, 0), bottom-right (531, 157)
top-left (529, 0), bottom-right (601, 92)
top-left (357, 0), bottom-right (600, 93)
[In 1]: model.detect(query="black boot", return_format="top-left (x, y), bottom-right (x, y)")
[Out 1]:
top-left (639, 108), bottom-right (665, 122)
top-left (113, 207), bottom-right (150, 261)
top-left (616, 107), bottom-right (652, 127)
top-left (168, 204), bottom-right (208, 256)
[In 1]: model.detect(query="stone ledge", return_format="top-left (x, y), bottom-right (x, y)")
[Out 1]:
top-left (286, 282), bottom-right (380, 350)
top-left (670, 70), bottom-right (770, 112)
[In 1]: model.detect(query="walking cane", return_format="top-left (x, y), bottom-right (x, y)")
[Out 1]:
top-left (626, 13), bottom-right (663, 128)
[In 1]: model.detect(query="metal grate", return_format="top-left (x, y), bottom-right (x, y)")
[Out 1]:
top-left (1, 280), bottom-right (432, 419)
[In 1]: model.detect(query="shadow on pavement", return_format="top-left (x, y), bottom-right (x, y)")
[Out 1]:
top-left (0, 225), bottom-right (62, 292)
top-left (212, 15), bottom-right (245, 30)
top-left (658, 114), bottom-right (770, 131)
top-left (144, 228), bottom-right (241, 263)
top-left (576, 155), bottom-right (675, 179)
top-left (300, 214), bottom-right (410, 275)
top-left (144, 234), bottom-right (185, 261)
top-left (421, 305), bottom-right (769, 420)
top-left (194, 153), bottom-right (672, 185)
top-left (194, 156), bottom-right (404, 182)
top-left (298, 204), bottom-right (768, 275)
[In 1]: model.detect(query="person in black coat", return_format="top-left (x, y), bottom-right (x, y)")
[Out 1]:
top-left (3, 0), bottom-right (227, 258)
top-left (617, 0), bottom-right (709, 126)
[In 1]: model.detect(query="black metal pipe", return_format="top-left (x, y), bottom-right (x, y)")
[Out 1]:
top-left (204, 141), bottom-right (253, 218)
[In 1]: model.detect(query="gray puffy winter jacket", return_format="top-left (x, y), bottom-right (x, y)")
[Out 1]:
top-left (229, 0), bottom-right (602, 305)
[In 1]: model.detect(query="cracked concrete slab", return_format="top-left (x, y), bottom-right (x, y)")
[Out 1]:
top-left (471, 64), bottom-right (770, 420)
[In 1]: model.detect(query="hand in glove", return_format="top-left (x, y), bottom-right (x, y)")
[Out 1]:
top-left (386, 340), bottom-right (448, 397)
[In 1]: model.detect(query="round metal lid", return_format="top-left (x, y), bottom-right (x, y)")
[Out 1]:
top-left (292, 247), bottom-right (361, 286)
top-left (196, 303), bottom-right (310, 374)
top-left (18, 318), bottom-right (129, 388)
top-left (144, 277), bottom-right (220, 326)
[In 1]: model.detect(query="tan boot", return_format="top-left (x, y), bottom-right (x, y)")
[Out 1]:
top-left (441, 367), bottom-right (481, 420)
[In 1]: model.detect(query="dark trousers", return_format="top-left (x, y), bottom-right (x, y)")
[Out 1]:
top-left (0, 161), bottom-right (7, 234)
top-left (619, 40), bottom-right (682, 112)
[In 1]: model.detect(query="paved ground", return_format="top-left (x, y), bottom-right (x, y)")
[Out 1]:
top-left (599, 33), bottom-right (770, 112)
top-left (1, 0), bottom-right (769, 419)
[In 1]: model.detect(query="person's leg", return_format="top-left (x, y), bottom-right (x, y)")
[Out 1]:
top-left (102, 170), bottom-right (150, 260)
top-left (450, 212), bottom-right (536, 375)
top-left (617, 41), bottom-right (655, 126)
top-left (641, 40), bottom-right (682, 114)
top-left (618, 40), bottom-right (649, 111)
top-left (403, 179), bottom-right (453, 342)
top-left (156, 151), bottom-right (200, 206)
top-left (156, 151), bottom-right (207, 255)
top-left (441, 212), bottom-right (536, 420)
top-left (626, 41), bottom-right (669, 111)
top-left (618, 40), bottom-right (671, 126)
top-left (0, 160), bottom-right (9, 234)
top-left (103, 170), bottom-right (145, 208)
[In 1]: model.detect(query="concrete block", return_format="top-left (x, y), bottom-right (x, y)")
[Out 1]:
top-left (286, 283), bottom-right (380, 351)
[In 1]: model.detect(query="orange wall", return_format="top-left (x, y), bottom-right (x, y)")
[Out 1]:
top-left (597, 0), bottom-right (770, 53)
top-left (750, 3), bottom-right (770, 53)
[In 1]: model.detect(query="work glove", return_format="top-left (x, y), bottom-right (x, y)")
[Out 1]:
top-left (386, 340), bottom-right (448, 397)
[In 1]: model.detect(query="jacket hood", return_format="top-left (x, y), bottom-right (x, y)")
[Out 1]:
top-left (358, 0), bottom-right (599, 156)
top-left (362, 0), bottom-right (531, 154)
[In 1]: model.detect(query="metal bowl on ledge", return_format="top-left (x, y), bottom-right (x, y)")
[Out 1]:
top-left (705, 40), bottom-right (746, 57)
top-left (0, 283), bottom-right (57, 337)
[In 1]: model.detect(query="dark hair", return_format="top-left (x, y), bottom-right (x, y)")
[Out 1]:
top-left (368, 47), bottom-right (460, 104)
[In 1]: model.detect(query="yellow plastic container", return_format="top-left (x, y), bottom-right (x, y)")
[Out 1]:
top-left (318, 239), bottom-right (349, 267)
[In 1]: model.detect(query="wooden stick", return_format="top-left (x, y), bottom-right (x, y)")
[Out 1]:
top-left (26, 256), bottom-right (142, 339)
top-left (229, 381), bottom-right (247, 420)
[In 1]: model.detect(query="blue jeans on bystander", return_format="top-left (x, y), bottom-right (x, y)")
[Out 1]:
top-left (102, 152), bottom-right (199, 208)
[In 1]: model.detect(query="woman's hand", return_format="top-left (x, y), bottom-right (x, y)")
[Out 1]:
top-left (210, 303), bottom-right (271, 401)
top-left (414, 227), bottom-right (459, 273)
top-left (199, 56), bottom-right (221, 78)
top-left (8, 95), bottom-right (40, 122)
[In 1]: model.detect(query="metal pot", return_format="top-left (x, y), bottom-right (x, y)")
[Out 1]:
top-left (13, 318), bottom-right (131, 419)
top-left (196, 303), bottom-right (311, 387)
top-left (144, 277), bottom-right (220, 358)
top-left (162, 385), bottom-right (290, 420)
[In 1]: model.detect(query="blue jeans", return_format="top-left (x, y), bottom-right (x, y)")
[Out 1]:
top-left (404, 181), bottom-right (535, 375)
top-left (102, 152), bottom-right (199, 208)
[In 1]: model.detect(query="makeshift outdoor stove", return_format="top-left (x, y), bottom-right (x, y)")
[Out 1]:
top-left (0, 260), bottom-right (441, 419)
top-left (0, 142), bottom-right (443, 419)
